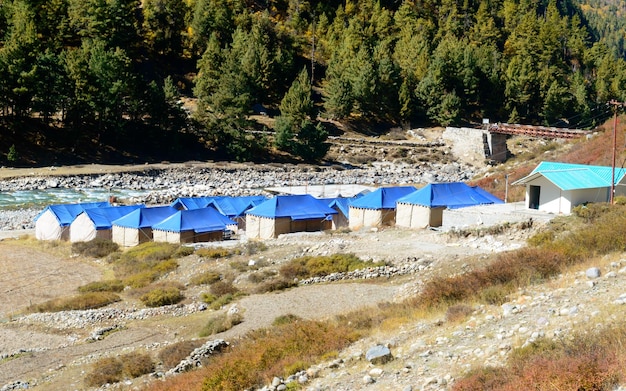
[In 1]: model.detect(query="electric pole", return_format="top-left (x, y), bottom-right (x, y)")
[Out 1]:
top-left (608, 100), bottom-right (626, 204)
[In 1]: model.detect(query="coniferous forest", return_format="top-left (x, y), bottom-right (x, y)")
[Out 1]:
top-left (1, 0), bottom-right (625, 163)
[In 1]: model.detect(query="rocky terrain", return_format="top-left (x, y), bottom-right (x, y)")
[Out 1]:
top-left (1, 128), bottom-right (605, 391)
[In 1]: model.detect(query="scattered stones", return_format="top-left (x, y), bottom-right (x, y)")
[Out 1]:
top-left (166, 339), bottom-right (228, 375)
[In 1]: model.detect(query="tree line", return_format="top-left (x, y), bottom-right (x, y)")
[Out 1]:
top-left (1, 0), bottom-right (625, 162)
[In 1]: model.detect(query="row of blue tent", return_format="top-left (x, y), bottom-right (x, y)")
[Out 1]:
top-left (34, 182), bottom-right (503, 244)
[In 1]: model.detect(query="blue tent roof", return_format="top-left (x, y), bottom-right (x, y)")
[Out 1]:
top-left (35, 201), bottom-right (111, 226)
top-left (246, 195), bottom-right (338, 220)
top-left (112, 206), bottom-right (178, 228)
top-left (349, 186), bottom-right (417, 210)
top-left (81, 205), bottom-right (145, 230)
top-left (326, 195), bottom-right (362, 217)
top-left (397, 183), bottom-right (503, 209)
top-left (170, 197), bottom-right (216, 210)
top-left (153, 208), bottom-right (236, 233)
top-left (513, 161), bottom-right (626, 190)
top-left (207, 196), bottom-right (267, 218)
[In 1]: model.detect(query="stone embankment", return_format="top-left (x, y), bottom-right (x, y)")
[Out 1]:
top-left (0, 161), bottom-right (477, 230)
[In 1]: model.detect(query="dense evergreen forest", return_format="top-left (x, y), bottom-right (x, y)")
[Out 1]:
top-left (1, 0), bottom-right (626, 163)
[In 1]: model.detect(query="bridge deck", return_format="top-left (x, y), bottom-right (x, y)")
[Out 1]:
top-left (488, 123), bottom-right (591, 139)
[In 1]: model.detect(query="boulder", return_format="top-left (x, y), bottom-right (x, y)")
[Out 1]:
top-left (365, 345), bottom-right (393, 365)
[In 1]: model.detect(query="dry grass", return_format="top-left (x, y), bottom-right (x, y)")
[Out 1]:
top-left (279, 253), bottom-right (386, 280)
top-left (26, 292), bottom-right (121, 312)
top-left (84, 352), bottom-right (154, 387)
top-left (158, 339), bottom-right (208, 369)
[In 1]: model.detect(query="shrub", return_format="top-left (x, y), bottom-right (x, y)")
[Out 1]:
top-left (72, 238), bottom-right (119, 258)
top-left (202, 293), bottom-right (240, 310)
top-left (84, 352), bottom-right (154, 387)
top-left (196, 247), bottom-right (232, 259)
top-left (199, 313), bottom-right (243, 337)
top-left (78, 280), bottom-right (124, 293)
top-left (28, 292), bottom-right (120, 312)
top-left (174, 246), bottom-right (195, 258)
top-left (7, 144), bottom-right (18, 163)
top-left (210, 281), bottom-right (238, 296)
top-left (190, 271), bottom-right (221, 286)
top-left (234, 241), bottom-right (267, 255)
top-left (478, 285), bottom-right (512, 305)
top-left (121, 352), bottom-right (155, 377)
top-left (140, 287), bottom-right (184, 307)
top-left (124, 270), bottom-right (159, 288)
top-left (254, 278), bottom-right (297, 293)
top-left (158, 340), bottom-right (207, 369)
top-left (84, 357), bottom-right (123, 387)
top-left (280, 253), bottom-right (386, 280)
top-left (248, 270), bottom-right (277, 283)
top-left (272, 314), bottom-right (302, 326)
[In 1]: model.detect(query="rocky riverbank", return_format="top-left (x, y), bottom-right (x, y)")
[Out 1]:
top-left (0, 161), bottom-right (479, 231)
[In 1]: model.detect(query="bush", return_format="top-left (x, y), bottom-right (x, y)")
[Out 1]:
top-left (199, 313), bottom-right (243, 337)
top-left (84, 352), bottom-right (154, 387)
top-left (174, 246), bottom-right (195, 258)
top-left (202, 293), bottom-right (239, 310)
top-left (78, 280), bottom-right (124, 293)
top-left (210, 281), bottom-right (238, 296)
top-left (84, 357), bottom-right (123, 387)
top-left (190, 271), bottom-right (221, 286)
top-left (254, 278), bottom-right (297, 293)
top-left (234, 241), bottom-right (267, 255)
top-left (28, 292), bottom-right (120, 312)
top-left (272, 314), bottom-right (302, 326)
top-left (248, 270), bottom-right (277, 283)
top-left (158, 340), bottom-right (207, 369)
top-left (140, 287), bottom-right (184, 307)
top-left (196, 247), bottom-right (232, 259)
top-left (280, 253), bottom-right (386, 280)
top-left (72, 238), bottom-right (120, 258)
top-left (121, 352), bottom-right (155, 377)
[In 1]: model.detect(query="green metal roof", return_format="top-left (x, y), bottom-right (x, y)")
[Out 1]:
top-left (514, 161), bottom-right (626, 191)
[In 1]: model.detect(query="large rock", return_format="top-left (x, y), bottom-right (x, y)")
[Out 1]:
top-left (586, 267), bottom-right (601, 279)
top-left (365, 345), bottom-right (393, 364)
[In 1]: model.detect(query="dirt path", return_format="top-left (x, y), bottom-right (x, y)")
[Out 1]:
top-left (0, 241), bottom-right (102, 319)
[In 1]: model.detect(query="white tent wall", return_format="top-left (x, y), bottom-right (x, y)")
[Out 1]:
top-left (70, 213), bottom-right (98, 242)
top-left (35, 211), bottom-right (67, 241)
top-left (112, 226), bottom-right (153, 247)
top-left (154, 230), bottom-right (222, 244)
top-left (153, 230), bottom-right (182, 244)
top-left (331, 212), bottom-right (349, 229)
top-left (246, 215), bottom-right (278, 239)
top-left (396, 203), bottom-right (444, 229)
top-left (349, 207), bottom-right (395, 230)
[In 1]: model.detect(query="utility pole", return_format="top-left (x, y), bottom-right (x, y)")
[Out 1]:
top-left (608, 100), bottom-right (626, 204)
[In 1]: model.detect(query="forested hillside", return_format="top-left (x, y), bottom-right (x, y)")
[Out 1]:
top-left (1, 0), bottom-right (625, 164)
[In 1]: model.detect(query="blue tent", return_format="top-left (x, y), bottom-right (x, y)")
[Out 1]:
top-left (397, 183), bottom-right (503, 209)
top-left (170, 197), bottom-right (216, 210)
top-left (207, 195), bottom-right (267, 218)
top-left (153, 208), bottom-right (236, 233)
top-left (80, 205), bottom-right (145, 230)
top-left (35, 201), bottom-right (111, 241)
top-left (246, 195), bottom-right (337, 220)
top-left (112, 206), bottom-right (178, 228)
top-left (35, 201), bottom-right (111, 226)
top-left (349, 186), bottom-right (417, 210)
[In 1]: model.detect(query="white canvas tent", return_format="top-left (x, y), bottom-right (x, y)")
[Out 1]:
top-left (111, 206), bottom-right (177, 247)
top-left (70, 205), bottom-right (144, 242)
top-left (35, 202), bottom-right (110, 241)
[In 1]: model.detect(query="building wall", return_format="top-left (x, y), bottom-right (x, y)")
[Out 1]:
top-left (443, 127), bottom-right (509, 163)
top-left (525, 176), bottom-right (612, 214)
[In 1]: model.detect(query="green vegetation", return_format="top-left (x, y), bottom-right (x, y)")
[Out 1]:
top-left (196, 247), bottom-right (233, 259)
top-left (190, 271), bottom-right (222, 286)
top-left (3, 0), bottom-right (626, 165)
top-left (84, 352), bottom-right (154, 387)
top-left (71, 238), bottom-right (120, 258)
top-left (77, 280), bottom-right (124, 293)
top-left (139, 285), bottom-right (184, 307)
top-left (27, 292), bottom-right (120, 312)
top-left (144, 201), bottom-right (626, 391)
top-left (199, 312), bottom-right (243, 337)
top-left (279, 253), bottom-right (386, 280)
top-left (109, 242), bottom-right (180, 288)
